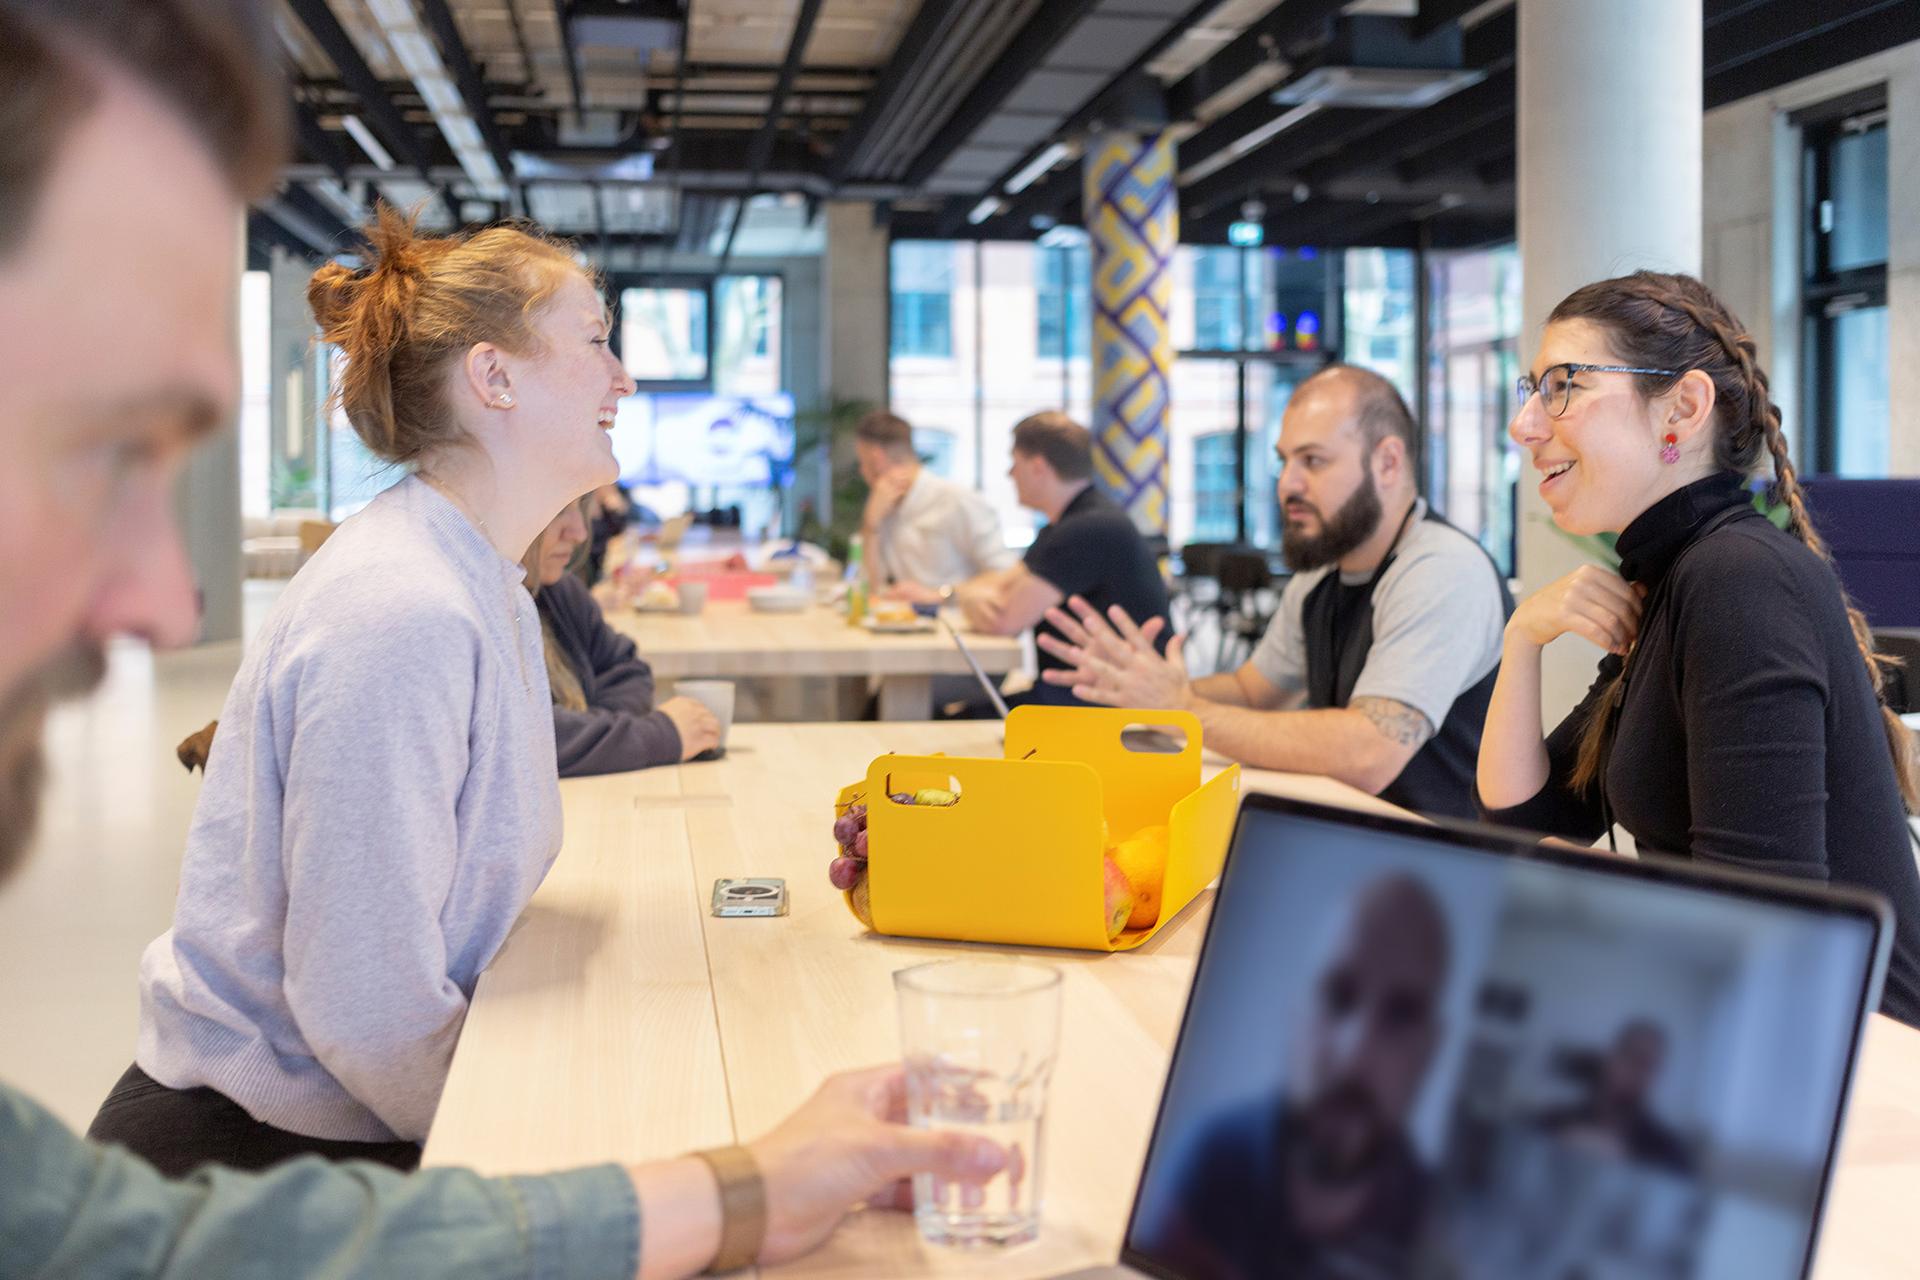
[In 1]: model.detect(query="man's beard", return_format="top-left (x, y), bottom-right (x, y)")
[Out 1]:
top-left (1281, 471), bottom-right (1383, 572)
top-left (1289, 1077), bottom-right (1396, 1187)
top-left (0, 644), bottom-right (107, 886)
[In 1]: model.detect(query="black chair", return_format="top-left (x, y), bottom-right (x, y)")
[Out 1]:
top-left (1176, 542), bottom-right (1274, 673)
top-left (1213, 549), bottom-right (1274, 671)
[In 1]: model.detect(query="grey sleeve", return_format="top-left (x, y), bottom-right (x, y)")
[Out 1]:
top-left (1349, 542), bottom-right (1507, 730)
top-left (1, 1082), bottom-right (638, 1280)
top-left (1247, 575), bottom-right (1311, 694)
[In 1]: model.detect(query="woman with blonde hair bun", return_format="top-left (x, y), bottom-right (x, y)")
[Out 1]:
top-left (89, 207), bottom-right (636, 1170)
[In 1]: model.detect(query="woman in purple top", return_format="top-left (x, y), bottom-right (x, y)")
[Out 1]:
top-left (525, 502), bottom-right (720, 773)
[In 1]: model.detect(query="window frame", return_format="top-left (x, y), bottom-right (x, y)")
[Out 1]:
top-left (1799, 92), bottom-right (1890, 475)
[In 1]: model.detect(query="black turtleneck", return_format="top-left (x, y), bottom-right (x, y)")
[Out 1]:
top-left (1481, 471), bottom-right (1920, 1029)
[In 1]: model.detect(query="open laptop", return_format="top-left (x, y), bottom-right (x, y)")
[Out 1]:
top-left (942, 619), bottom-right (1184, 752)
top-left (1058, 793), bottom-right (1891, 1280)
top-left (942, 616), bottom-right (1011, 719)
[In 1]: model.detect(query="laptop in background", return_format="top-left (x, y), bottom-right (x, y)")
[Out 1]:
top-left (943, 617), bottom-right (1011, 719)
top-left (1057, 794), bottom-right (1890, 1280)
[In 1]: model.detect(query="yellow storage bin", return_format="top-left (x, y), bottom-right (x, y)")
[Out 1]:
top-left (833, 706), bottom-right (1242, 952)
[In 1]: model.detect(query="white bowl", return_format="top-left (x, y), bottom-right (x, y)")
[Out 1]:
top-left (747, 587), bottom-right (811, 613)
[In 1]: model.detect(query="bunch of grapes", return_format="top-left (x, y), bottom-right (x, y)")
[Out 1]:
top-left (828, 803), bottom-right (869, 890)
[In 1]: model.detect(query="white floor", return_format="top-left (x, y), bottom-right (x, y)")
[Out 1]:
top-left (0, 582), bottom-right (279, 1130)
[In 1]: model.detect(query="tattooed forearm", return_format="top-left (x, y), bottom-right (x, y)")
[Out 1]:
top-left (1352, 696), bottom-right (1434, 750)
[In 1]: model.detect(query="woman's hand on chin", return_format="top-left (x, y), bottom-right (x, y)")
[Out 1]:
top-left (1508, 565), bottom-right (1645, 656)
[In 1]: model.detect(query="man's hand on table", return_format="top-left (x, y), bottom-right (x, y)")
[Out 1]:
top-left (748, 1066), bottom-right (1006, 1263)
top-left (1038, 596), bottom-right (1193, 711)
top-left (881, 580), bottom-right (943, 606)
top-left (628, 1066), bottom-right (1007, 1279)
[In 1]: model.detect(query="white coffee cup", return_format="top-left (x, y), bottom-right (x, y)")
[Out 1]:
top-left (674, 679), bottom-right (735, 759)
top-left (676, 580), bottom-right (710, 614)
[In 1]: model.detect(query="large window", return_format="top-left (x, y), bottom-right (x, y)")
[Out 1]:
top-left (1802, 97), bottom-right (1890, 476)
top-left (891, 241), bottom-right (955, 358)
top-left (1425, 246), bottom-right (1523, 576)
top-left (1036, 243), bottom-right (1090, 360)
top-left (1189, 247), bottom-right (1243, 351)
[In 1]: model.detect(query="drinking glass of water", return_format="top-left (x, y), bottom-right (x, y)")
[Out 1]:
top-left (894, 959), bottom-right (1062, 1248)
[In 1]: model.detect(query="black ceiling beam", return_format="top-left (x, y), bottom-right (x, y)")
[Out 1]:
top-left (1411, 0), bottom-right (1498, 40)
top-left (278, 183), bottom-right (360, 248)
top-left (1181, 106), bottom-right (1383, 219)
top-left (416, 0), bottom-right (520, 196)
top-left (1166, 0), bottom-right (1346, 120)
top-left (551, 0), bottom-right (586, 110)
top-left (718, 0), bottom-right (828, 270)
top-left (901, 0), bottom-right (1107, 190)
top-left (1460, 3), bottom-right (1516, 68)
top-left (1704, 0), bottom-right (1920, 109)
top-left (664, 0), bottom-right (691, 209)
top-left (284, 0), bottom-right (435, 178)
top-left (1299, 64), bottom-right (1514, 184)
top-left (1395, 116), bottom-right (1514, 182)
top-left (292, 99), bottom-right (353, 183)
top-left (1178, 92), bottom-right (1295, 176)
top-left (1475, 151), bottom-right (1516, 186)
top-left (828, 0), bottom-right (967, 187)
top-left (249, 210), bottom-right (325, 261)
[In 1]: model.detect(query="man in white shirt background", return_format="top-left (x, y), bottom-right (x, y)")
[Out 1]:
top-left (854, 410), bottom-right (1015, 602)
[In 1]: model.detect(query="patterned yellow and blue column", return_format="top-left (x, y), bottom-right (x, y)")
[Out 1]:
top-left (1083, 132), bottom-right (1177, 534)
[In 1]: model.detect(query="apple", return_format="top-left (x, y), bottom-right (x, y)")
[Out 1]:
top-left (1103, 855), bottom-right (1135, 941)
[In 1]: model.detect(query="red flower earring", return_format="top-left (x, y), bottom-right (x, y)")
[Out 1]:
top-left (1660, 433), bottom-right (1680, 465)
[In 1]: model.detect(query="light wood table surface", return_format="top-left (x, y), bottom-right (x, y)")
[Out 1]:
top-left (425, 723), bottom-right (1920, 1278)
top-left (605, 603), bottom-right (1022, 720)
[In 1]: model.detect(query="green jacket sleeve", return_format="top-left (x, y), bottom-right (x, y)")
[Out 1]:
top-left (1, 1083), bottom-right (638, 1280)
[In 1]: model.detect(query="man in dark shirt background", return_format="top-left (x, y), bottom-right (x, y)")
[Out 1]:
top-left (957, 411), bottom-right (1170, 707)
top-left (1145, 873), bottom-right (1455, 1279)
top-left (1537, 1019), bottom-right (1693, 1174)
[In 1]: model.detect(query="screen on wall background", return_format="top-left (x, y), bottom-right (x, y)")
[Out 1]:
top-left (607, 393), bottom-right (795, 487)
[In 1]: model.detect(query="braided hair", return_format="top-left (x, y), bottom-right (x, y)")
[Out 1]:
top-left (1554, 272), bottom-right (1916, 812)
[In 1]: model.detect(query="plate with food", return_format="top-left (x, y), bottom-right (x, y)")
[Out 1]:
top-left (862, 602), bottom-right (935, 633)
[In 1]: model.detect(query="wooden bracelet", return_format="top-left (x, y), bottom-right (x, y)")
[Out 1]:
top-left (693, 1146), bottom-right (767, 1274)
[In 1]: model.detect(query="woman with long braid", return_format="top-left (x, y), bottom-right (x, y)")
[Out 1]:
top-left (1477, 271), bottom-right (1920, 1028)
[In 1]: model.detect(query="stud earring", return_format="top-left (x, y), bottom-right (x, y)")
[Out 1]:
top-left (1660, 432), bottom-right (1680, 465)
top-left (494, 393), bottom-right (514, 409)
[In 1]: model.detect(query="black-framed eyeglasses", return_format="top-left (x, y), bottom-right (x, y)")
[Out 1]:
top-left (1515, 363), bottom-right (1682, 418)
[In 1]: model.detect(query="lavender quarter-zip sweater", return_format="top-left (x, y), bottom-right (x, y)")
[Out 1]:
top-left (136, 475), bottom-right (563, 1143)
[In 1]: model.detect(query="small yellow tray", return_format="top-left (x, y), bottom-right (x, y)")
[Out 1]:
top-left (835, 706), bottom-right (1241, 951)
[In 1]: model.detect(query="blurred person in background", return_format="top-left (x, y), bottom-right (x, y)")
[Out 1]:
top-left (853, 409), bottom-right (1015, 604)
top-left (0, 4), bottom-right (1002, 1273)
top-left (527, 500), bottom-right (720, 773)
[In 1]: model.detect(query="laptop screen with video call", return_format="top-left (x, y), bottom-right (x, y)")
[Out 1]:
top-left (1120, 796), bottom-right (1889, 1280)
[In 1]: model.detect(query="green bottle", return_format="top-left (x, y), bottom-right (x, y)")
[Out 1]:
top-left (846, 535), bottom-right (868, 626)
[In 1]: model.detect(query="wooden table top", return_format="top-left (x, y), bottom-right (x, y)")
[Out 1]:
top-left (424, 723), bottom-right (1920, 1278)
top-left (604, 603), bottom-right (1023, 681)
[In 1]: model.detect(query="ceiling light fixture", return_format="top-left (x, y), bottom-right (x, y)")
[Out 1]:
top-left (968, 196), bottom-right (1005, 225)
top-left (340, 114), bottom-right (395, 172)
top-left (1004, 142), bottom-right (1075, 196)
top-left (365, 0), bottom-right (510, 200)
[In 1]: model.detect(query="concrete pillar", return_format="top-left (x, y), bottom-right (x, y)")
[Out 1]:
top-left (172, 218), bottom-right (248, 643)
top-left (1516, 0), bottom-right (1702, 720)
top-left (268, 247), bottom-right (322, 512)
top-left (819, 200), bottom-right (889, 411)
top-left (1084, 131), bottom-right (1177, 534)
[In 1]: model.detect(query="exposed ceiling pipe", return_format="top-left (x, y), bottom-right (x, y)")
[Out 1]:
top-left (365, 0), bottom-right (511, 201)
